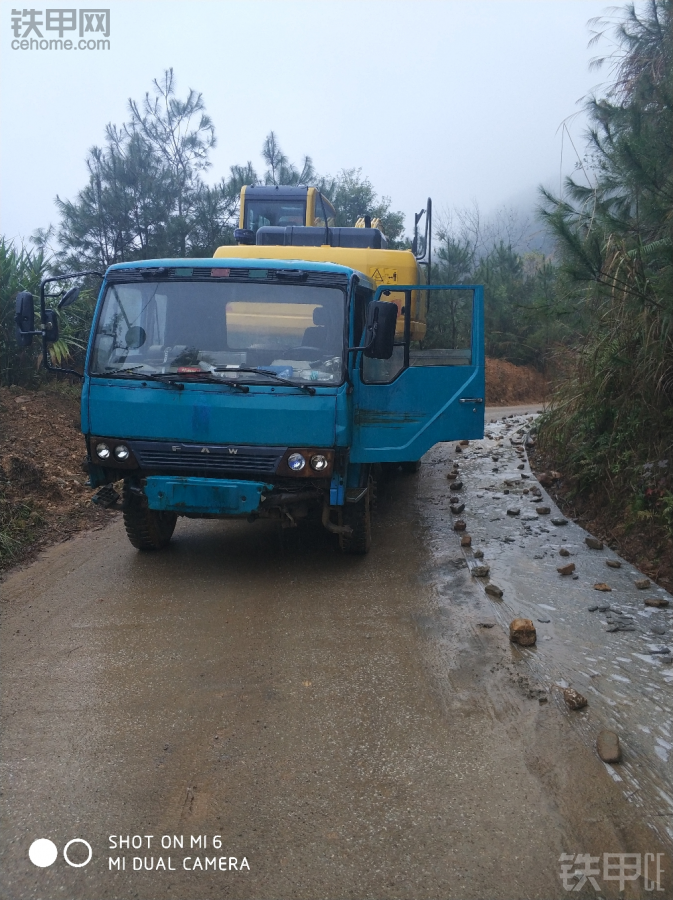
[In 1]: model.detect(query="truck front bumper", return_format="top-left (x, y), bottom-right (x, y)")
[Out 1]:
top-left (144, 476), bottom-right (274, 516)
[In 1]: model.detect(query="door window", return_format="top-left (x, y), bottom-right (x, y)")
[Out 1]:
top-left (411, 289), bottom-right (473, 366)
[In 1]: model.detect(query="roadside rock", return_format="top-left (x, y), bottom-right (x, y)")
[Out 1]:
top-left (551, 517), bottom-right (568, 526)
top-left (450, 503), bottom-right (465, 514)
top-left (651, 624), bottom-right (667, 635)
top-left (559, 548), bottom-right (571, 557)
top-left (585, 537), bottom-right (604, 550)
top-left (446, 472), bottom-right (457, 480)
top-left (557, 563), bottom-right (576, 576)
top-left (645, 597), bottom-right (670, 608)
top-left (593, 583), bottom-right (612, 592)
top-left (455, 444), bottom-right (463, 453)
top-left (588, 605), bottom-right (599, 612)
top-left (509, 618), bottom-right (536, 646)
top-left (453, 519), bottom-right (466, 532)
top-left (460, 534), bottom-right (471, 547)
top-left (596, 730), bottom-right (621, 763)
top-left (452, 480), bottom-right (464, 490)
top-left (634, 578), bottom-right (651, 590)
top-left (606, 560), bottom-right (621, 569)
top-left (471, 564), bottom-right (491, 578)
top-left (506, 507), bottom-right (520, 516)
top-left (536, 506), bottom-right (551, 515)
top-left (473, 549), bottom-right (484, 559)
top-left (485, 583), bottom-right (503, 598)
top-left (538, 472), bottom-right (555, 487)
top-left (563, 688), bottom-right (588, 710)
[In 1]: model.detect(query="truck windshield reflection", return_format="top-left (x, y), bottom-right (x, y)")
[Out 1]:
top-left (91, 280), bottom-right (346, 385)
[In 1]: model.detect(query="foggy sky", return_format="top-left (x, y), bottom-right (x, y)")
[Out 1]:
top-left (0, 0), bottom-right (613, 244)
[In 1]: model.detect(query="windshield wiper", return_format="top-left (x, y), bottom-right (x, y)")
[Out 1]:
top-left (94, 366), bottom-right (184, 389)
top-left (170, 372), bottom-right (249, 392)
top-left (93, 366), bottom-right (250, 392)
top-left (212, 366), bottom-right (316, 395)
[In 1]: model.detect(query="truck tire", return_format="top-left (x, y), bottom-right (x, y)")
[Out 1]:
top-left (339, 480), bottom-right (372, 555)
top-left (123, 487), bottom-right (177, 551)
top-left (400, 460), bottom-right (422, 473)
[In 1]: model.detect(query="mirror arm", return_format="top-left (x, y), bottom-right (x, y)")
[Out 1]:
top-left (39, 270), bottom-right (104, 380)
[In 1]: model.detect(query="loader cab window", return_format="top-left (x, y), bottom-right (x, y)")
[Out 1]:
top-left (313, 194), bottom-right (337, 227)
top-left (245, 199), bottom-right (307, 233)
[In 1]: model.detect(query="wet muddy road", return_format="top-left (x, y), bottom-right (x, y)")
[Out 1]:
top-left (1, 416), bottom-right (669, 898)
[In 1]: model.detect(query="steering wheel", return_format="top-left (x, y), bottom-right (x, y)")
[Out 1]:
top-left (281, 346), bottom-right (325, 360)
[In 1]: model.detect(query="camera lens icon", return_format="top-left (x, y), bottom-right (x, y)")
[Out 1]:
top-left (29, 838), bottom-right (92, 868)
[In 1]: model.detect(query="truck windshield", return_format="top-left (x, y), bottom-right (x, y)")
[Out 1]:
top-left (90, 280), bottom-right (346, 385)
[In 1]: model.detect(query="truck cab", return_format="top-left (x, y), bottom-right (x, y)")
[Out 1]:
top-left (77, 258), bottom-right (483, 552)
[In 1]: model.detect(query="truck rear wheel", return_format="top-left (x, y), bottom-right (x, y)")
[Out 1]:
top-left (338, 481), bottom-right (372, 555)
top-left (123, 487), bottom-right (177, 551)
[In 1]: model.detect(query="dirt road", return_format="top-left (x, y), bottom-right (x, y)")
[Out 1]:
top-left (1, 418), bottom-right (669, 899)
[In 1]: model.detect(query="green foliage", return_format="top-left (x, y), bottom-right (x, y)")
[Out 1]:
top-left (425, 213), bottom-right (578, 367)
top-left (320, 168), bottom-right (406, 246)
top-left (51, 69), bottom-right (240, 271)
top-left (0, 239), bottom-right (47, 386)
top-left (538, 0), bottom-right (673, 532)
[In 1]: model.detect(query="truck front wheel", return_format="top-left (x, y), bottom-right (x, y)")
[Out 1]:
top-left (123, 487), bottom-right (177, 551)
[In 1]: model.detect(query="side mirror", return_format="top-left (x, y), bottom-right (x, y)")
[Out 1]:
top-left (363, 300), bottom-right (397, 360)
top-left (42, 309), bottom-right (59, 343)
top-left (14, 291), bottom-right (35, 347)
top-left (58, 286), bottom-right (80, 309)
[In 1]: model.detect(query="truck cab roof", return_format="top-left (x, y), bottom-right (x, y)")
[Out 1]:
top-left (104, 257), bottom-right (375, 290)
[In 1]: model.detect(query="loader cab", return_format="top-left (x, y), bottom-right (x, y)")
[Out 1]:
top-left (239, 185), bottom-right (336, 236)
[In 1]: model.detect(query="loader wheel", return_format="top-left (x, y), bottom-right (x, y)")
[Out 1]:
top-left (400, 460), bottom-right (422, 473)
top-left (339, 477), bottom-right (372, 555)
top-left (123, 486), bottom-right (177, 551)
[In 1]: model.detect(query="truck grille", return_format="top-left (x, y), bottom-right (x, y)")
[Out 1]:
top-left (128, 441), bottom-right (286, 475)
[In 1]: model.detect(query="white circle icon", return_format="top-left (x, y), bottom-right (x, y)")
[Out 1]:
top-left (63, 838), bottom-right (93, 868)
top-left (29, 839), bottom-right (58, 867)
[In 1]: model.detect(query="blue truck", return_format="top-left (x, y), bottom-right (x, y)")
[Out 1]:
top-left (15, 205), bottom-right (484, 554)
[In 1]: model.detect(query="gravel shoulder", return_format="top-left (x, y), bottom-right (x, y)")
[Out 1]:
top-left (428, 417), bottom-right (673, 851)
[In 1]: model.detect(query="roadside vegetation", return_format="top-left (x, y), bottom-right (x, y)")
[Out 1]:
top-left (535, 0), bottom-right (673, 572)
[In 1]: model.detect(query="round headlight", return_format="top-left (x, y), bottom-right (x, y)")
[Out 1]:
top-left (95, 442), bottom-right (111, 460)
top-left (287, 452), bottom-right (306, 471)
top-left (114, 444), bottom-right (130, 461)
top-left (310, 454), bottom-right (328, 471)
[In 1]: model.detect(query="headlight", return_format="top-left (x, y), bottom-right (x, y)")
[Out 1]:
top-left (310, 454), bottom-right (328, 471)
top-left (95, 442), bottom-right (111, 460)
top-left (287, 452), bottom-right (306, 471)
top-left (114, 444), bottom-right (130, 461)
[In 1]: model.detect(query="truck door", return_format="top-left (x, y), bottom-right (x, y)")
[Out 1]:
top-left (350, 285), bottom-right (484, 463)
